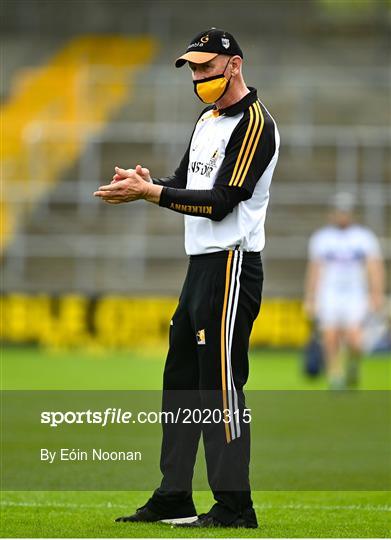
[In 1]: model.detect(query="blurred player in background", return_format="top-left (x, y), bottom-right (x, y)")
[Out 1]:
top-left (304, 192), bottom-right (385, 389)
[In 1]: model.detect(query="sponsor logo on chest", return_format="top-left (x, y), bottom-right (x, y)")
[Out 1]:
top-left (189, 148), bottom-right (220, 178)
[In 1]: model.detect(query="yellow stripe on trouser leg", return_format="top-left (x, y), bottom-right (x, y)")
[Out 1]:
top-left (221, 250), bottom-right (233, 443)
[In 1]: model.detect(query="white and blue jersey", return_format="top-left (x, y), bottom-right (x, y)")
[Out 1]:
top-left (308, 224), bottom-right (382, 326)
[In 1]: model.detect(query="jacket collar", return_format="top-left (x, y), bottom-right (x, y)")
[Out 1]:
top-left (217, 87), bottom-right (258, 117)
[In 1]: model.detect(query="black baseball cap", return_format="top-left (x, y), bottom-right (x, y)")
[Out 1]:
top-left (175, 28), bottom-right (243, 68)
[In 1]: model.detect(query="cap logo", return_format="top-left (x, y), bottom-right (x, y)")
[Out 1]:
top-left (221, 37), bottom-right (230, 49)
top-left (200, 35), bottom-right (209, 43)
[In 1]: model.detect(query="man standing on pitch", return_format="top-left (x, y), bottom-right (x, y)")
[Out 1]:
top-left (94, 28), bottom-right (280, 528)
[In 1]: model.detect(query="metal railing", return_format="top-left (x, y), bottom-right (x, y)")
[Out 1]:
top-left (2, 120), bottom-right (390, 294)
top-left (2, 63), bottom-right (390, 293)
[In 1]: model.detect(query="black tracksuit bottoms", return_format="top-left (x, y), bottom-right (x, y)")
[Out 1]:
top-left (147, 248), bottom-right (263, 524)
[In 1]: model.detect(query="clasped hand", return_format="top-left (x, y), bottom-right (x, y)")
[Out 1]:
top-left (94, 165), bottom-right (152, 204)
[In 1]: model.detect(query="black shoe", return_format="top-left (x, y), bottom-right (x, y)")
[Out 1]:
top-left (177, 510), bottom-right (258, 529)
top-left (115, 504), bottom-right (197, 524)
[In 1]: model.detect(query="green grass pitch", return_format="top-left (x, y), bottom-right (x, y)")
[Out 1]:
top-left (1, 347), bottom-right (390, 538)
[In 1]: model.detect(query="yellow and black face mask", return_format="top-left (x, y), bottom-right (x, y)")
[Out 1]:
top-left (193, 59), bottom-right (231, 104)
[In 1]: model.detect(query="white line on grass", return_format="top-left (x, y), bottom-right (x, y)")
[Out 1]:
top-left (254, 503), bottom-right (391, 512)
top-left (1, 501), bottom-right (390, 512)
top-left (0, 501), bottom-right (127, 509)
